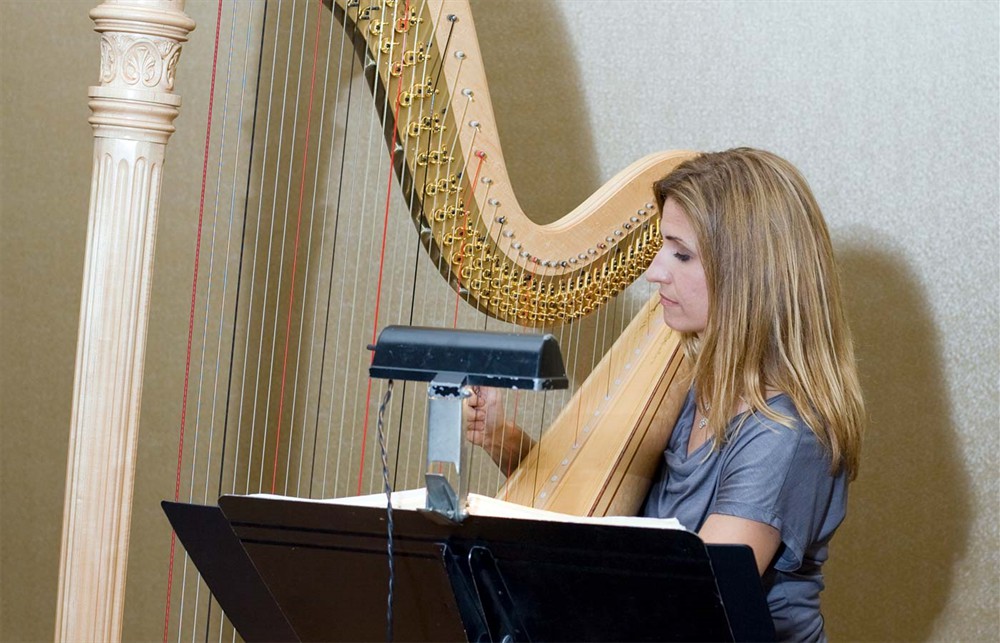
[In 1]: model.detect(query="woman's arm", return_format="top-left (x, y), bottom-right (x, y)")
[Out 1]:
top-left (464, 387), bottom-right (535, 470)
top-left (699, 514), bottom-right (781, 575)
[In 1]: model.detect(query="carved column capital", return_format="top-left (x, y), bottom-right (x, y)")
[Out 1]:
top-left (88, 0), bottom-right (196, 143)
top-left (98, 32), bottom-right (184, 91)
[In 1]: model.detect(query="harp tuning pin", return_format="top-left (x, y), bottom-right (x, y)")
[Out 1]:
top-left (469, 120), bottom-right (481, 129)
top-left (623, 223), bottom-right (632, 230)
top-left (598, 242), bottom-right (607, 250)
top-left (630, 216), bottom-right (640, 223)
top-left (462, 88), bottom-right (474, 97)
top-left (489, 198), bottom-right (501, 207)
top-left (503, 230), bottom-right (514, 238)
top-left (560, 261), bottom-right (569, 268)
top-left (606, 236), bottom-right (614, 243)
top-left (588, 248), bottom-right (597, 255)
top-left (614, 230), bottom-right (623, 237)
top-left (512, 242), bottom-right (522, 250)
top-left (578, 253), bottom-right (587, 260)
top-left (481, 177), bottom-right (493, 184)
top-left (646, 202), bottom-right (655, 210)
top-left (569, 257), bottom-right (578, 264)
top-left (637, 209), bottom-right (647, 216)
top-left (448, 14), bottom-right (459, 23)
top-left (520, 251), bottom-right (530, 258)
top-left (495, 214), bottom-right (506, 223)
top-left (454, 49), bottom-right (466, 59)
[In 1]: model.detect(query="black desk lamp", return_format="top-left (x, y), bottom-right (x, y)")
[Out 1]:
top-left (369, 326), bottom-right (568, 520)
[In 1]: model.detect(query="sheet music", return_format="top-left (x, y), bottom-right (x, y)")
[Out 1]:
top-left (248, 489), bottom-right (687, 531)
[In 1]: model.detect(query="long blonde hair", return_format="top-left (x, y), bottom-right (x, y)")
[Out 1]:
top-left (653, 148), bottom-right (864, 478)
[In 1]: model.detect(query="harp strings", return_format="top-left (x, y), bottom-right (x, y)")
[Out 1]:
top-left (394, 3), bottom-right (456, 487)
top-left (176, 0), bottom-right (261, 637)
top-left (363, 0), bottom-right (424, 495)
top-left (269, 0), bottom-right (325, 495)
top-left (236, 0), bottom-right (282, 497)
top-left (250, 0), bottom-right (295, 496)
top-left (392, 5), bottom-right (444, 488)
top-left (167, 1), bottom-right (652, 638)
top-left (165, 0), bottom-right (226, 639)
top-left (304, 0), bottom-right (357, 499)
top-left (259, 0), bottom-right (326, 496)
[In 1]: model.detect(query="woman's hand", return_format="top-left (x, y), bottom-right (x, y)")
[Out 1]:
top-left (464, 387), bottom-right (535, 472)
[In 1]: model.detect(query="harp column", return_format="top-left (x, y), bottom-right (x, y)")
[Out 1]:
top-left (56, 1), bottom-right (195, 641)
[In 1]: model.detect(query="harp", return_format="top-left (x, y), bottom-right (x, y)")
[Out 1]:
top-left (58, 0), bottom-right (694, 639)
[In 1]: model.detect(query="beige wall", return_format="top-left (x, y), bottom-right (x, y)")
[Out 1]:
top-left (2, 0), bottom-right (997, 641)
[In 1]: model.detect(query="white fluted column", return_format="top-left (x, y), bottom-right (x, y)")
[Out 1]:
top-left (56, 2), bottom-right (195, 641)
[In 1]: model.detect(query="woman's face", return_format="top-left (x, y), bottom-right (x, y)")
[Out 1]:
top-left (645, 198), bottom-right (710, 334)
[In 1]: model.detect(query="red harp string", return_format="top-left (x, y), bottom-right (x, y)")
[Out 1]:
top-left (163, 1), bottom-right (225, 640)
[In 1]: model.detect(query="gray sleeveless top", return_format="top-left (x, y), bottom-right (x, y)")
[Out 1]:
top-left (643, 389), bottom-right (848, 642)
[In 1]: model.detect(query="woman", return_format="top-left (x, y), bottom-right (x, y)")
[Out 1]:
top-left (466, 148), bottom-right (865, 642)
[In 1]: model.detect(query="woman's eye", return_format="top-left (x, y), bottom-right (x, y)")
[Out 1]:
top-left (673, 252), bottom-right (691, 263)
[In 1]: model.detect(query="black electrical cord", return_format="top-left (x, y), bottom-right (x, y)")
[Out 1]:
top-left (376, 380), bottom-right (395, 642)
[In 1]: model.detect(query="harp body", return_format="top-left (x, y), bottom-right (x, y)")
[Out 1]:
top-left (59, 0), bottom-right (693, 639)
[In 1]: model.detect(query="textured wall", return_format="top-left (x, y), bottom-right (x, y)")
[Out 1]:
top-left (474, 3), bottom-right (999, 638)
top-left (1, 1), bottom-right (997, 641)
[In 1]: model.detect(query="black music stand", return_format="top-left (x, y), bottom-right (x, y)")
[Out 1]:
top-left (162, 495), bottom-right (774, 642)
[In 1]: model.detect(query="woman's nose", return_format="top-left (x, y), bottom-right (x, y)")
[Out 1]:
top-left (645, 248), bottom-right (671, 284)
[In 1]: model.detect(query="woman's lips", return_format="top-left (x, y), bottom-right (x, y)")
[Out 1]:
top-left (660, 295), bottom-right (679, 307)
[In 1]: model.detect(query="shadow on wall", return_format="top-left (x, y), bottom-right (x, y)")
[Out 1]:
top-left (470, 0), bottom-right (601, 225)
top-left (824, 237), bottom-right (972, 641)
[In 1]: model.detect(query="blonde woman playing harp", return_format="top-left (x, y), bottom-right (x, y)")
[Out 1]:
top-left (467, 148), bottom-right (865, 642)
